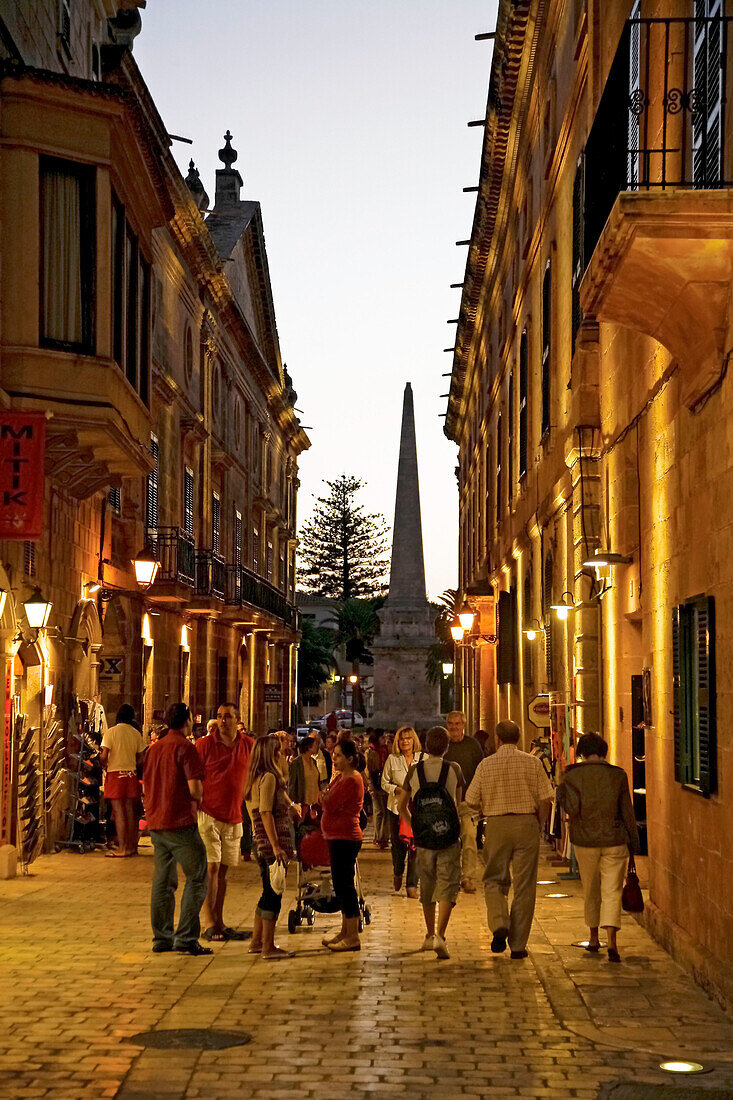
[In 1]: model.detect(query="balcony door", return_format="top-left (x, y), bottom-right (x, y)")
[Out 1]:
top-left (693, 0), bottom-right (725, 187)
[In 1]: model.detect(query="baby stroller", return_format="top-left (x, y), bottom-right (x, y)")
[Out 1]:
top-left (287, 807), bottom-right (372, 934)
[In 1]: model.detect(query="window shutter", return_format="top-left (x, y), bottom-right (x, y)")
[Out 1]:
top-left (693, 0), bottom-right (724, 187)
top-left (696, 595), bottom-right (717, 795)
top-left (495, 415), bottom-right (502, 525)
top-left (183, 467), bottom-right (194, 536)
top-left (628, 0), bottom-right (641, 189)
top-left (234, 509), bottom-right (242, 569)
top-left (146, 435), bottom-right (159, 530)
top-left (212, 492), bottom-right (221, 554)
top-left (497, 589), bottom-right (518, 685)
top-left (519, 333), bottom-right (528, 479)
top-left (109, 487), bottom-right (121, 513)
top-left (544, 622), bottom-right (554, 685)
top-left (672, 605), bottom-right (683, 783)
top-left (571, 156), bottom-right (585, 352)
top-left (541, 263), bottom-right (551, 436)
top-left (507, 374), bottom-right (514, 499)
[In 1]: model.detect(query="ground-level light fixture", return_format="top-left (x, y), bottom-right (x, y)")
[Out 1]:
top-left (551, 592), bottom-right (575, 621)
top-left (441, 662), bottom-right (453, 676)
top-left (132, 546), bottom-right (160, 588)
top-left (524, 618), bottom-right (542, 641)
top-left (659, 1061), bottom-right (706, 1074)
top-left (24, 587), bottom-right (53, 629)
top-left (583, 551), bottom-right (633, 569)
top-left (545, 892), bottom-right (570, 898)
top-left (457, 601), bottom-right (475, 632)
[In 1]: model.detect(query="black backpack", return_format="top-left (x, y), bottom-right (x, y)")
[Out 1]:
top-left (410, 760), bottom-right (460, 850)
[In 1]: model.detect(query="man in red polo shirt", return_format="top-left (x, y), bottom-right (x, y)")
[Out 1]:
top-left (196, 701), bottom-right (254, 941)
top-left (143, 702), bottom-right (211, 956)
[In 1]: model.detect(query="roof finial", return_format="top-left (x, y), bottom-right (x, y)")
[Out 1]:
top-left (218, 130), bottom-right (238, 169)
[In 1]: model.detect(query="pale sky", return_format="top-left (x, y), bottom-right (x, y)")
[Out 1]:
top-left (135, 1), bottom-right (497, 600)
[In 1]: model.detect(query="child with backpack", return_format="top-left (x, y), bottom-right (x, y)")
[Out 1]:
top-left (396, 725), bottom-right (463, 959)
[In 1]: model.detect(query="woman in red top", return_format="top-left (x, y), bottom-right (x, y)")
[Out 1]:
top-left (320, 740), bottom-right (364, 952)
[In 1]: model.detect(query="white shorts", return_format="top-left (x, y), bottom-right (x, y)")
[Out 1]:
top-left (198, 812), bottom-right (243, 867)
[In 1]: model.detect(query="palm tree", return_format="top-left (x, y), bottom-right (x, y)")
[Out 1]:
top-left (297, 618), bottom-right (337, 713)
top-left (426, 589), bottom-right (458, 710)
top-left (326, 596), bottom-right (384, 719)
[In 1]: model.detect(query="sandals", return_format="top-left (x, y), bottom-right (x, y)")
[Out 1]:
top-left (607, 947), bottom-right (621, 963)
top-left (222, 926), bottom-right (251, 941)
top-left (584, 943), bottom-right (601, 953)
top-left (202, 927), bottom-right (228, 942)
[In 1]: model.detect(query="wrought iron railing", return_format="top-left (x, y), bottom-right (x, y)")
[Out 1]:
top-left (584, 14), bottom-right (732, 266)
top-left (225, 564), bottom-right (242, 606)
top-left (146, 527), bottom-right (196, 587)
top-left (196, 550), bottom-right (226, 601)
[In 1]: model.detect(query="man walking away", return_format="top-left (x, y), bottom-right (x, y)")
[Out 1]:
top-left (196, 702), bottom-right (253, 941)
top-left (444, 710), bottom-right (484, 894)
top-left (397, 726), bottom-right (463, 960)
top-left (466, 720), bottom-right (553, 959)
top-left (143, 703), bottom-right (212, 956)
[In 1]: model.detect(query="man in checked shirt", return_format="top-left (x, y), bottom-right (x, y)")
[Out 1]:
top-left (466, 719), bottom-right (554, 959)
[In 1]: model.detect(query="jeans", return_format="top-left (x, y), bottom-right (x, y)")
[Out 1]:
top-left (371, 787), bottom-right (389, 844)
top-left (240, 803), bottom-right (253, 856)
top-left (388, 811), bottom-right (418, 887)
top-left (328, 839), bottom-right (362, 918)
top-left (150, 824), bottom-right (208, 949)
top-left (256, 858), bottom-right (282, 921)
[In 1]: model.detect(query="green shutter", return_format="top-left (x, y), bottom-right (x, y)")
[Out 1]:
top-left (672, 605), bottom-right (682, 782)
top-left (696, 596), bottom-right (717, 796)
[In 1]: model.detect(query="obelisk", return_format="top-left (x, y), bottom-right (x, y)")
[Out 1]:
top-left (371, 384), bottom-right (442, 730)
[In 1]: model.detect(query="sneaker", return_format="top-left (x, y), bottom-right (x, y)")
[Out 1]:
top-left (491, 927), bottom-right (508, 954)
top-left (433, 934), bottom-right (450, 960)
top-left (420, 935), bottom-right (435, 951)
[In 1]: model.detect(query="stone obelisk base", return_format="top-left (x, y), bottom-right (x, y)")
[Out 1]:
top-left (370, 604), bottom-right (442, 731)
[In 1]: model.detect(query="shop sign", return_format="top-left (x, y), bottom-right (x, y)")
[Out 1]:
top-left (1, 661), bottom-right (11, 844)
top-left (99, 655), bottom-right (124, 680)
top-left (263, 684), bottom-right (282, 703)
top-left (527, 693), bottom-right (551, 728)
top-left (0, 412), bottom-right (46, 539)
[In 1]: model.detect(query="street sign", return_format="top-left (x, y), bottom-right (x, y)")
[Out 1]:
top-left (263, 684), bottom-right (282, 703)
top-left (527, 693), bottom-right (551, 728)
top-left (99, 655), bottom-right (124, 680)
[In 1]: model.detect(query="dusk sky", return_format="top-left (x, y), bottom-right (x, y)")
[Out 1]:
top-left (135, 1), bottom-right (498, 600)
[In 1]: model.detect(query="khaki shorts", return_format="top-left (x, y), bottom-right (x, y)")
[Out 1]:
top-left (198, 812), bottom-right (243, 867)
top-left (416, 841), bottom-right (462, 905)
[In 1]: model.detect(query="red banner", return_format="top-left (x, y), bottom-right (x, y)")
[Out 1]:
top-left (0, 412), bottom-right (46, 539)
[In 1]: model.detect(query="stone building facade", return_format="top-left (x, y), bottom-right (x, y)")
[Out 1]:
top-left (445, 0), bottom-right (733, 1006)
top-left (0, 2), bottom-right (308, 857)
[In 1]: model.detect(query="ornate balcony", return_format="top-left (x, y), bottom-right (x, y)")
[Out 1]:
top-left (144, 528), bottom-right (195, 603)
top-left (196, 551), bottom-right (226, 602)
top-left (580, 15), bottom-right (733, 408)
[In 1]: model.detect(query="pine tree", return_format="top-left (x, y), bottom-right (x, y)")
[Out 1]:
top-left (299, 474), bottom-right (389, 599)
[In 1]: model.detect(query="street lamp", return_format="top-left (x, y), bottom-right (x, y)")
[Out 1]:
top-left (441, 661), bottom-right (453, 676)
top-left (349, 673), bottom-right (358, 727)
top-left (132, 546), bottom-right (160, 588)
top-left (458, 600), bottom-right (475, 632)
top-left (23, 587), bottom-right (52, 629)
top-left (523, 618), bottom-right (543, 641)
top-left (551, 592), bottom-right (575, 621)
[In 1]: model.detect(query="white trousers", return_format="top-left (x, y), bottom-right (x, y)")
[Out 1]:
top-left (574, 844), bottom-right (628, 930)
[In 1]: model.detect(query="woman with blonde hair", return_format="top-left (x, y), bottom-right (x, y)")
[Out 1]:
top-left (381, 726), bottom-right (423, 897)
top-left (244, 734), bottom-right (299, 959)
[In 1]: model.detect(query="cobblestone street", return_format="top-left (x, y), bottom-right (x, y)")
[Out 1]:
top-left (1, 843), bottom-right (732, 1100)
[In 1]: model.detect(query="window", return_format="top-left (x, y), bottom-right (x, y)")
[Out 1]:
top-left (40, 157), bottom-right (95, 352)
top-left (212, 362), bottom-right (221, 423)
top-left (523, 570), bottom-right (533, 685)
top-left (541, 262), bottom-right (552, 438)
top-left (108, 487), bottom-right (121, 514)
top-left (266, 538), bottom-right (274, 582)
top-left (571, 156), bottom-right (584, 353)
top-left (495, 415), bottom-right (502, 526)
top-left (212, 490), bottom-right (221, 555)
top-left (628, 0), bottom-right (641, 189)
top-left (112, 195), bottom-right (150, 403)
top-left (146, 434), bottom-right (159, 531)
top-left (507, 373), bottom-right (514, 499)
top-left (693, 0), bottom-right (725, 187)
top-left (233, 508), bottom-right (242, 569)
top-left (672, 596), bottom-right (717, 795)
top-left (234, 398), bottom-right (241, 442)
top-left (279, 546), bottom-right (286, 592)
top-left (253, 526), bottom-right (260, 574)
top-left (183, 466), bottom-right (194, 536)
top-left (183, 324), bottom-right (194, 387)
top-left (543, 552), bottom-right (554, 685)
top-left (58, 0), bottom-right (71, 53)
top-left (24, 541), bottom-right (36, 577)
top-left (519, 331), bottom-right (528, 480)
top-left (497, 588), bottom-right (518, 685)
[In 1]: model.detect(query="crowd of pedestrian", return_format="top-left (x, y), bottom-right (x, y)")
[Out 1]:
top-left (100, 703), bottom-right (640, 964)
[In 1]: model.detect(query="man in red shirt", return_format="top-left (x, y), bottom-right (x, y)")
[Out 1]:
top-left (196, 701), bottom-right (254, 941)
top-left (143, 703), bottom-right (211, 956)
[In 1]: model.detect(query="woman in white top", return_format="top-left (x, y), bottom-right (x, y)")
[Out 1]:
top-left (100, 704), bottom-right (145, 857)
top-left (381, 726), bottom-right (423, 897)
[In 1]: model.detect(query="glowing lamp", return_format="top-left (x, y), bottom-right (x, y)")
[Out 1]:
top-left (551, 592), bottom-right (574, 621)
top-left (458, 601), bottom-right (475, 632)
top-left (133, 546), bottom-right (160, 588)
top-left (441, 662), bottom-right (453, 676)
top-left (450, 623), bottom-right (464, 643)
top-left (24, 587), bottom-right (52, 629)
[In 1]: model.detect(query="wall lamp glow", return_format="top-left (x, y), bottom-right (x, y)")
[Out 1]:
top-left (458, 601), bottom-right (475, 632)
top-left (551, 592), bottom-right (575, 621)
top-left (441, 662), bottom-right (453, 676)
top-left (583, 551), bottom-right (632, 569)
top-left (133, 546), bottom-right (160, 588)
top-left (524, 618), bottom-right (543, 641)
top-left (24, 587), bottom-right (53, 629)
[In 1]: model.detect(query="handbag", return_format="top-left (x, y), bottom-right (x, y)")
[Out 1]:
top-left (621, 853), bottom-right (644, 913)
top-left (270, 858), bottom-right (287, 895)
